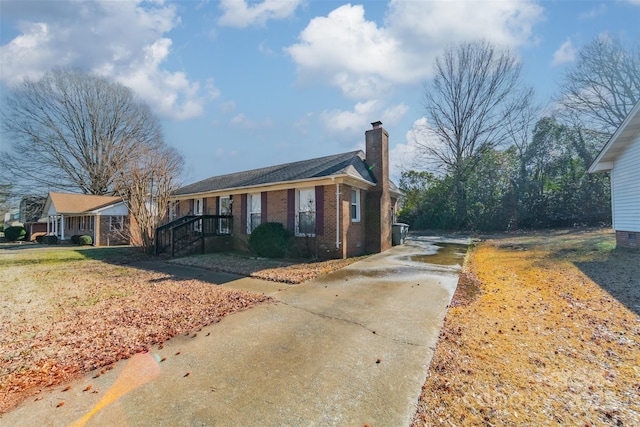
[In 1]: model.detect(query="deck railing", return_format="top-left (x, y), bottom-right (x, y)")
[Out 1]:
top-left (155, 215), bottom-right (233, 257)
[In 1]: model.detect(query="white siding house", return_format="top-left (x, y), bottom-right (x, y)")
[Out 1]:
top-left (589, 101), bottom-right (640, 249)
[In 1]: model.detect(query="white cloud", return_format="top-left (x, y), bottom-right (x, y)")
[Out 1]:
top-left (579, 4), bottom-right (607, 19)
top-left (229, 113), bottom-right (273, 129)
top-left (220, 100), bottom-right (237, 113)
top-left (319, 100), bottom-right (408, 139)
top-left (286, 1), bottom-right (543, 99)
top-left (551, 38), bottom-right (577, 66)
top-left (389, 117), bottom-right (443, 180)
top-left (0, 0), bottom-right (213, 121)
top-left (218, 0), bottom-right (303, 28)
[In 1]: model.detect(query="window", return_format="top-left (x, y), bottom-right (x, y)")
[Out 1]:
top-left (194, 198), bottom-right (204, 216)
top-left (110, 215), bottom-right (124, 232)
top-left (247, 193), bottom-right (261, 233)
top-left (168, 201), bottom-right (177, 222)
top-left (297, 188), bottom-right (315, 235)
top-left (194, 198), bottom-right (203, 232)
top-left (351, 189), bottom-right (361, 222)
top-left (219, 196), bottom-right (231, 234)
top-left (79, 216), bottom-right (93, 231)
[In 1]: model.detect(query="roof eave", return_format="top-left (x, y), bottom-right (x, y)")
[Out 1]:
top-left (171, 174), bottom-right (376, 199)
top-left (588, 101), bottom-right (640, 173)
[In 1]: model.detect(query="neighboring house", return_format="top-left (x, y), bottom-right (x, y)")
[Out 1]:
top-left (40, 192), bottom-right (132, 246)
top-left (166, 121), bottom-right (403, 259)
top-left (589, 101), bottom-right (640, 249)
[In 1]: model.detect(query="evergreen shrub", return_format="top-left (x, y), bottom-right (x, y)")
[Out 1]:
top-left (248, 222), bottom-right (291, 258)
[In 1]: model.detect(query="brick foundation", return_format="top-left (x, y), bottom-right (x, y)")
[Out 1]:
top-left (616, 230), bottom-right (640, 249)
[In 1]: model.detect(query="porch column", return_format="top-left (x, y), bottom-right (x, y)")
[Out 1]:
top-left (60, 215), bottom-right (65, 241)
top-left (94, 214), bottom-right (100, 246)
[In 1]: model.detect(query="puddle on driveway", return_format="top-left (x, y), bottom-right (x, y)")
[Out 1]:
top-left (409, 243), bottom-right (468, 266)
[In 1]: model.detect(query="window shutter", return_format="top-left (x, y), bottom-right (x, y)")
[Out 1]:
top-left (241, 194), bottom-right (247, 234)
top-left (214, 197), bottom-right (219, 215)
top-left (261, 192), bottom-right (268, 223)
top-left (315, 185), bottom-right (324, 236)
top-left (189, 199), bottom-right (194, 215)
top-left (287, 189), bottom-right (295, 233)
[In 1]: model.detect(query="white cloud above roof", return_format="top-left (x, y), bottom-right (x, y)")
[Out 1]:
top-left (217, 0), bottom-right (304, 28)
top-left (0, 0), bottom-right (212, 121)
top-left (286, 0), bottom-right (543, 99)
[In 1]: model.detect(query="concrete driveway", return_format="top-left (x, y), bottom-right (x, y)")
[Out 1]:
top-left (1, 235), bottom-right (469, 427)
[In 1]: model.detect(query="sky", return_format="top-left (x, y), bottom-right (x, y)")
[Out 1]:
top-left (1, 0), bottom-right (639, 186)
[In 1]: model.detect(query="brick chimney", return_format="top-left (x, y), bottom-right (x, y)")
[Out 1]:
top-left (365, 121), bottom-right (392, 253)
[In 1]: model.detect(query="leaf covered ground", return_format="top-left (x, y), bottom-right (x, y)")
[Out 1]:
top-left (413, 228), bottom-right (640, 426)
top-left (169, 252), bottom-right (366, 284)
top-left (0, 247), bottom-right (272, 414)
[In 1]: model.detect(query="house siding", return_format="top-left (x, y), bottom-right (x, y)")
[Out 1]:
top-left (611, 135), bottom-right (640, 234)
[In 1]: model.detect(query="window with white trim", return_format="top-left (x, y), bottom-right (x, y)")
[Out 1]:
top-left (219, 196), bottom-right (231, 234)
top-left (168, 201), bottom-right (177, 222)
top-left (247, 193), bottom-right (261, 233)
top-left (351, 189), bottom-right (361, 222)
top-left (194, 198), bottom-right (203, 232)
top-left (79, 216), bottom-right (94, 231)
top-left (110, 215), bottom-right (124, 232)
top-left (296, 188), bottom-right (315, 236)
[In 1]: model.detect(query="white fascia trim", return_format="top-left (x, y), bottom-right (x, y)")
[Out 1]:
top-left (171, 174), bottom-right (376, 200)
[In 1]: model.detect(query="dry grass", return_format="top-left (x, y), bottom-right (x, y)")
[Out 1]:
top-left (413, 228), bottom-right (640, 426)
top-left (0, 247), bottom-right (272, 414)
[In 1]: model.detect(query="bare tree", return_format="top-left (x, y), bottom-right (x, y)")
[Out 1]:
top-left (115, 142), bottom-right (184, 253)
top-left (557, 35), bottom-right (640, 135)
top-left (419, 40), bottom-right (532, 227)
top-left (1, 68), bottom-right (164, 195)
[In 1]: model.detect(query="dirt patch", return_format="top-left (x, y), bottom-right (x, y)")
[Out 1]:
top-left (413, 228), bottom-right (640, 426)
top-left (0, 249), bottom-right (272, 414)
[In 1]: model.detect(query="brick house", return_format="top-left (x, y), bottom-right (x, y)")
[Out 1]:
top-left (166, 122), bottom-right (402, 258)
top-left (589, 101), bottom-right (640, 249)
top-left (40, 192), bottom-right (133, 246)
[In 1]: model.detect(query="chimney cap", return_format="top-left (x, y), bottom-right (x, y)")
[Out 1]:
top-left (371, 121), bottom-right (382, 129)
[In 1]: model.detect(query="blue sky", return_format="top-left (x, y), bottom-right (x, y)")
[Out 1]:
top-left (1, 0), bottom-right (639, 185)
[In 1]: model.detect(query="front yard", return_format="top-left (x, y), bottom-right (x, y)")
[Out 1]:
top-left (0, 246), bottom-right (364, 414)
top-left (2, 228), bottom-right (638, 425)
top-left (413, 228), bottom-right (640, 426)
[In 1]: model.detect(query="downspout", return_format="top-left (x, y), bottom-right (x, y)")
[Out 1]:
top-left (335, 182), bottom-right (340, 250)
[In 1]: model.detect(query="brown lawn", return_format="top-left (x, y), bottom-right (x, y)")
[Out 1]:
top-left (412, 228), bottom-right (640, 426)
top-left (0, 246), bottom-right (363, 415)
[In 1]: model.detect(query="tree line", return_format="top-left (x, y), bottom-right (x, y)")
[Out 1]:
top-left (398, 36), bottom-right (639, 231)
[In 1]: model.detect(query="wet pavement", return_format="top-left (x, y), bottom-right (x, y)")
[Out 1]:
top-left (1, 235), bottom-right (469, 427)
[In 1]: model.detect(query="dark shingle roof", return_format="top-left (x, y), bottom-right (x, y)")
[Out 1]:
top-left (173, 150), bottom-right (376, 196)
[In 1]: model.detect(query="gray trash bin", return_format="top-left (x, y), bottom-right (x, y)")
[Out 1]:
top-left (392, 223), bottom-right (409, 246)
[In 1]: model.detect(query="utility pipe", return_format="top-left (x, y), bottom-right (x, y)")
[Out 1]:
top-left (335, 181), bottom-right (340, 251)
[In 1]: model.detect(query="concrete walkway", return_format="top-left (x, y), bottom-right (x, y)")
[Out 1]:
top-left (1, 235), bottom-right (469, 427)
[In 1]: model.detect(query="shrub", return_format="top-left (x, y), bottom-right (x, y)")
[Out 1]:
top-left (78, 235), bottom-right (93, 245)
top-left (70, 235), bottom-right (81, 244)
top-left (43, 235), bottom-right (59, 245)
top-left (36, 235), bottom-right (45, 244)
top-left (248, 222), bottom-right (291, 258)
top-left (4, 226), bottom-right (26, 241)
